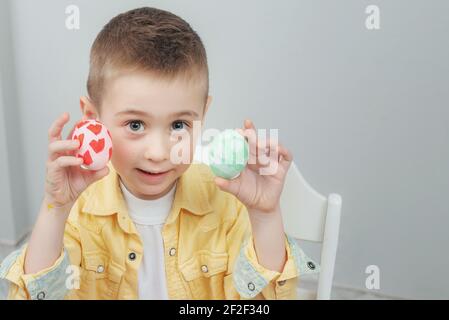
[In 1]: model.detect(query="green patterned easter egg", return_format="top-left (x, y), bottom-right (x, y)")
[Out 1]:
top-left (208, 129), bottom-right (249, 179)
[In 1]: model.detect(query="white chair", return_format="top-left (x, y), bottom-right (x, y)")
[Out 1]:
top-left (280, 161), bottom-right (342, 300)
top-left (193, 143), bottom-right (342, 300)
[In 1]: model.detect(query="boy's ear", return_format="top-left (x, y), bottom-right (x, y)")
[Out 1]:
top-left (79, 96), bottom-right (99, 120)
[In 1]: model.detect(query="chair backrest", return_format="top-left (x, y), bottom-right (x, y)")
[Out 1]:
top-left (193, 142), bottom-right (342, 299)
top-left (280, 162), bottom-right (327, 242)
top-left (282, 161), bottom-right (342, 300)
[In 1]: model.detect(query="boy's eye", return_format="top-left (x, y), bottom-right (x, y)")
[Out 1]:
top-left (127, 120), bottom-right (144, 133)
top-left (171, 121), bottom-right (189, 131)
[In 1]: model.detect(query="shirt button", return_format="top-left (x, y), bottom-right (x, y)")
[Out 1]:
top-left (37, 291), bottom-right (46, 300)
top-left (278, 280), bottom-right (287, 286)
top-left (97, 265), bottom-right (105, 273)
top-left (307, 261), bottom-right (316, 270)
top-left (201, 265), bottom-right (208, 273)
top-left (169, 248), bottom-right (176, 256)
top-left (248, 282), bottom-right (255, 291)
top-left (128, 252), bottom-right (136, 261)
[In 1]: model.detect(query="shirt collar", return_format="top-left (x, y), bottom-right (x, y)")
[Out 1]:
top-left (82, 162), bottom-right (214, 220)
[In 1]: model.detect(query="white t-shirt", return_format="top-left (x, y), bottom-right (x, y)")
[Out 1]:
top-left (119, 178), bottom-right (177, 300)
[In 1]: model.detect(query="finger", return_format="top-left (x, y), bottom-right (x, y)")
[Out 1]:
top-left (214, 176), bottom-right (241, 196)
top-left (54, 156), bottom-right (84, 168)
top-left (258, 139), bottom-right (281, 176)
top-left (268, 138), bottom-right (280, 164)
top-left (244, 120), bottom-right (273, 168)
top-left (65, 122), bottom-right (79, 140)
top-left (236, 127), bottom-right (258, 166)
top-left (244, 119), bottom-right (256, 131)
top-left (256, 137), bottom-right (270, 166)
top-left (236, 127), bottom-right (254, 143)
top-left (48, 139), bottom-right (80, 161)
top-left (48, 112), bottom-right (70, 143)
top-left (244, 119), bottom-right (257, 147)
top-left (240, 119), bottom-right (257, 142)
top-left (84, 166), bottom-right (110, 185)
top-left (278, 144), bottom-right (293, 170)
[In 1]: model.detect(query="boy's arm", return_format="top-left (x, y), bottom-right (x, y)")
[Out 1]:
top-left (224, 201), bottom-right (320, 300)
top-left (25, 197), bottom-right (74, 274)
top-left (214, 119), bottom-right (320, 299)
top-left (0, 199), bottom-right (82, 300)
top-left (0, 112), bottom-right (105, 299)
top-left (247, 205), bottom-right (286, 273)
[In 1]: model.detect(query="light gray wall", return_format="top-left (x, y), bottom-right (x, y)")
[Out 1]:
top-left (0, 0), bottom-right (30, 243)
top-left (3, 0), bottom-right (448, 299)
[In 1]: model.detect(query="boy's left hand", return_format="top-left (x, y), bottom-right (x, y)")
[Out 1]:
top-left (214, 119), bottom-right (293, 213)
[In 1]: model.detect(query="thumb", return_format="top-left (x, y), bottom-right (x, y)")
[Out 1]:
top-left (93, 166), bottom-right (110, 180)
top-left (85, 166), bottom-right (110, 185)
top-left (214, 176), bottom-right (240, 196)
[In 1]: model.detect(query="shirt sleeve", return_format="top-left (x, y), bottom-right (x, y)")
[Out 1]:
top-left (0, 244), bottom-right (70, 300)
top-left (0, 209), bottom-right (82, 300)
top-left (225, 200), bottom-right (320, 300)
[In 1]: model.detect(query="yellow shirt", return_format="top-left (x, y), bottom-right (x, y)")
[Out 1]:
top-left (0, 163), bottom-right (319, 300)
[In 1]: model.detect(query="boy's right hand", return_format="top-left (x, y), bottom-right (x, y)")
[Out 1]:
top-left (45, 112), bottom-right (110, 209)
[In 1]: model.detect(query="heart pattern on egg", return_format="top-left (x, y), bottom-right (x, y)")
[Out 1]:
top-left (71, 119), bottom-right (112, 170)
top-left (76, 120), bottom-right (89, 129)
top-left (73, 133), bottom-right (84, 147)
top-left (89, 138), bottom-right (105, 153)
top-left (87, 123), bottom-right (102, 135)
top-left (78, 150), bottom-right (93, 166)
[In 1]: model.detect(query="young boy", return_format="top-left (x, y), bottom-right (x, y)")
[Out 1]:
top-left (0, 7), bottom-right (319, 300)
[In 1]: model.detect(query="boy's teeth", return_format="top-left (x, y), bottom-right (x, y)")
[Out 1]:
top-left (141, 169), bottom-right (161, 174)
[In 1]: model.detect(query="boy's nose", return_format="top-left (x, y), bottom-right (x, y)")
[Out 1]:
top-left (144, 134), bottom-right (168, 163)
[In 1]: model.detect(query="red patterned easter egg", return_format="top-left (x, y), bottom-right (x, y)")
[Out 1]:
top-left (71, 119), bottom-right (113, 171)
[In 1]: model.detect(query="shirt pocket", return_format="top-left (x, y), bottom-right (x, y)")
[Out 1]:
top-left (79, 251), bottom-right (124, 299)
top-left (179, 250), bottom-right (229, 299)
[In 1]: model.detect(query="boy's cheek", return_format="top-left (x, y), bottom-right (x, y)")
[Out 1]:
top-left (168, 139), bottom-right (196, 164)
top-left (109, 142), bottom-right (138, 168)
top-left (172, 163), bottom-right (192, 178)
top-left (112, 141), bottom-right (134, 159)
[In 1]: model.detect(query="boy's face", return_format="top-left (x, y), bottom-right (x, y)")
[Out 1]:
top-left (81, 71), bottom-right (210, 200)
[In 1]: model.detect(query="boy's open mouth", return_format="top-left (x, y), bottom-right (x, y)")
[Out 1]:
top-left (137, 168), bottom-right (169, 176)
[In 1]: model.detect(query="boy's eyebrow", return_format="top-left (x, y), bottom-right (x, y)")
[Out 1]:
top-left (115, 109), bottom-right (199, 118)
